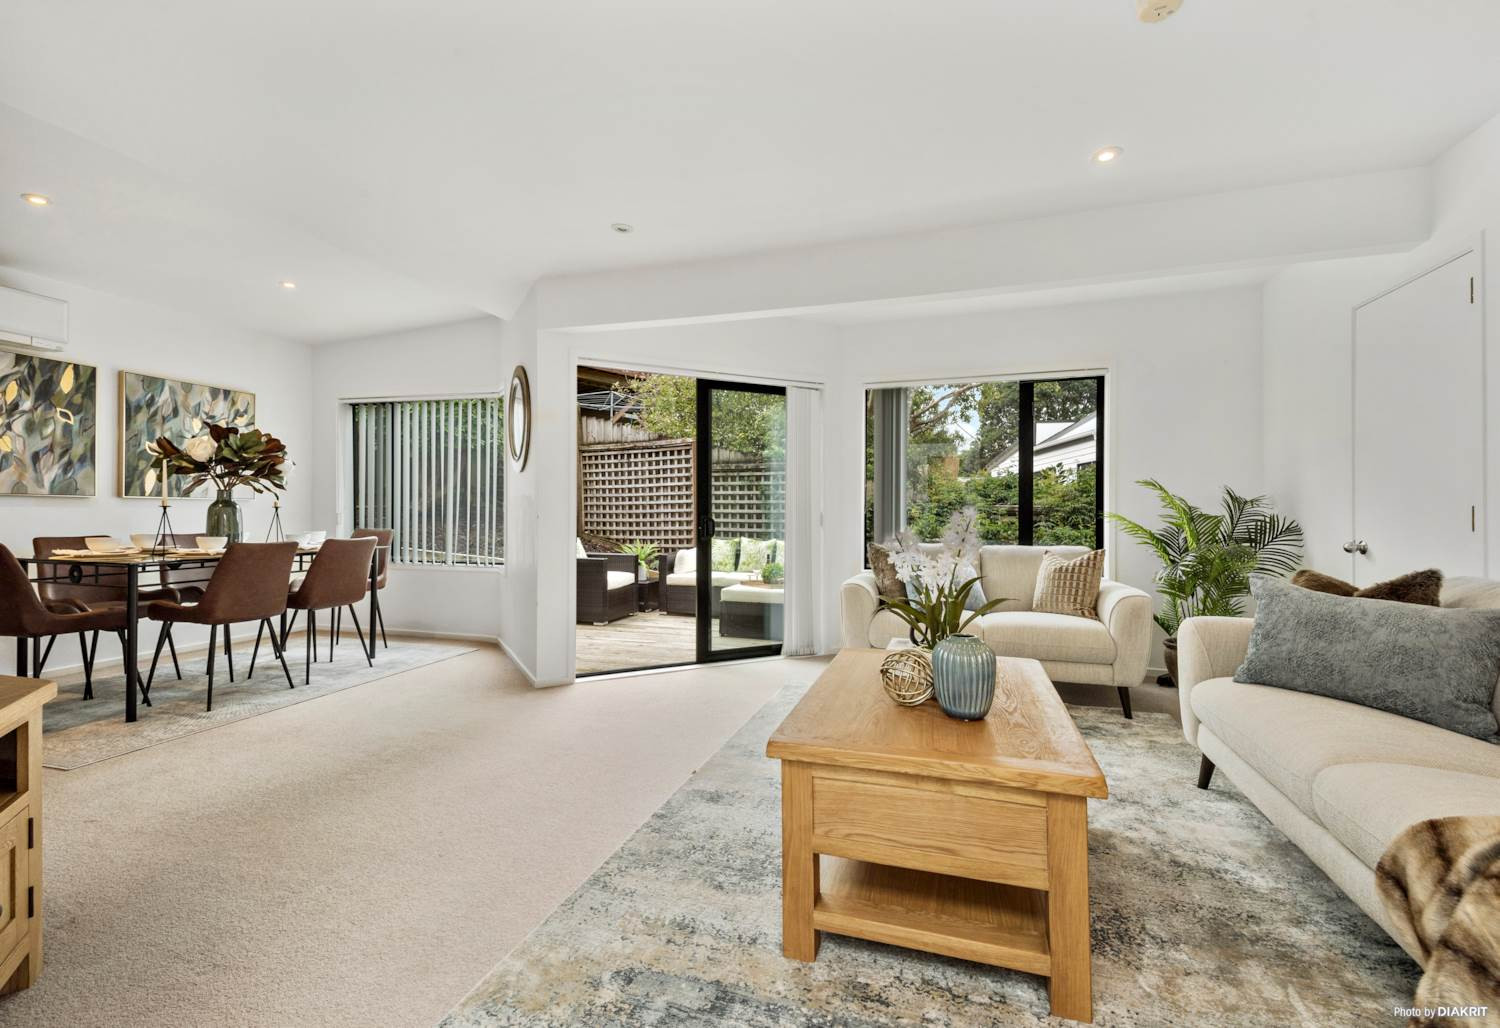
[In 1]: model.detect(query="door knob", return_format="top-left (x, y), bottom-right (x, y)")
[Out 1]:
top-left (1342, 540), bottom-right (1368, 555)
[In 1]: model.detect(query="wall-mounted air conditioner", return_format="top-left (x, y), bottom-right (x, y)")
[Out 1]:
top-left (0, 285), bottom-right (68, 352)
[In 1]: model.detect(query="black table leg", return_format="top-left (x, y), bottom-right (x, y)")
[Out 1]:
top-left (125, 564), bottom-right (140, 722)
top-left (15, 637), bottom-right (29, 678)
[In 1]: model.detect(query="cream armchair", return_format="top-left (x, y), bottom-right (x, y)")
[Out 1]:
top-left (841, 545), bottom-right (1153, 717)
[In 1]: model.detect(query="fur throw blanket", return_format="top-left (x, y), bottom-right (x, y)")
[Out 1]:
top-left (1377, 817), bottom-right (1500, 1027)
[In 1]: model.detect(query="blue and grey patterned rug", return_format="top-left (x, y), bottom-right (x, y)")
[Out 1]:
top-left (441, 682), bottom-right (1418, 1027)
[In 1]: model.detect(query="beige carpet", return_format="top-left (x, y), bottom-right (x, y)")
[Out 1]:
top-left (0, 646), bottom-right (814, 1028)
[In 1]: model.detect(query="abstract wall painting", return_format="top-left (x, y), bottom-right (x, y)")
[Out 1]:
top-left (119, 371), bottom-right (255, 498)
top-left (0, 351), bottom-right (97, 497)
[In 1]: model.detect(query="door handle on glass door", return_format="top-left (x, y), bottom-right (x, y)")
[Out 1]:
top-left (1342, 540), bottom-right (1368, 555)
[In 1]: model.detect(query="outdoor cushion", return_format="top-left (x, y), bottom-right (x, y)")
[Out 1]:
top-left (721, 584), bottom-right (784, 605)
top-left (576, 538), bottom-right (588, 558)
top-left (673, 548), bottom-right (696, 574)
top-left (738, 538), bottom-right (773, 575)
top-left (1190, 677), bottom-right (1500, 818)
top-left (711, 537), bottom-right (738, 571)
top-left (977, 611), bottom-right (1116, 664)
top-left (1311, 762), bottom-right (1500, 868)
top-left (605, 571), bottom-right (635, 592)
top-left (665, 571), bottom-right (752, 588)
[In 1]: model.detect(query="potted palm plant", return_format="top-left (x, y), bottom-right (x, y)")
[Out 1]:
top-left (1107, 480), bottom-right (1303, 686)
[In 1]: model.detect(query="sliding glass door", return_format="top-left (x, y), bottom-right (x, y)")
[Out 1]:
top-left (695, 380), bottom-right (787, 662)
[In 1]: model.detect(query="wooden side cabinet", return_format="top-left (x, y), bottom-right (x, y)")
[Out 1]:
top-left (0, 677), bottom-right (56, 995)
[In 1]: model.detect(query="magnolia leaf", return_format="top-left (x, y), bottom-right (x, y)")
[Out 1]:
top-left (56, 408), bottom-right (74, 426)
top-left (60, 364), bottom-right (75, 394)
top-left (0, 435), bottom-right (10, 454)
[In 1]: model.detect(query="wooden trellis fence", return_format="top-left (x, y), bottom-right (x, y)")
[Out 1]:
top-left (578, 438), bottom-right (785, 548)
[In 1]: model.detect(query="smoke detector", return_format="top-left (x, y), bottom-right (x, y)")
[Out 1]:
top-left (1137, 0), bottom-right (1182, 22)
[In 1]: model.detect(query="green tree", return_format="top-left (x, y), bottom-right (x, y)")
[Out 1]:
top-left (627, 374), bottom-right (785, 458)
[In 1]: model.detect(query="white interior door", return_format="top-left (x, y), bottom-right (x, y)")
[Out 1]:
top-left (1352, 250), bottom-right (1484, 584)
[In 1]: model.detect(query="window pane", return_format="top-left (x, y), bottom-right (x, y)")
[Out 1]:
top-left (864, 376), bottom-right (1102, 550)
top-left (1031, 378), bottom-right (1100, 547)
top-left (900, 381), bottom-right (1021, 544)
top-left (351, 397), bottom-right (504, 566)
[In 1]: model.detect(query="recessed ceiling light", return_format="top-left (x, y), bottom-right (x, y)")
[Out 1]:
top-left (20, 193), bottom-right (52, 207)
top-left (1091, 146), bottom-right (1124, 164)
top-left (611, 223), bottom-right (633, 234)
top-left (279, 281), bottom-right (297, 290)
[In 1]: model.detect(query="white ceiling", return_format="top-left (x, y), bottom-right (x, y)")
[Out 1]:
top-left (1, 0), bottom-right (1498, 342)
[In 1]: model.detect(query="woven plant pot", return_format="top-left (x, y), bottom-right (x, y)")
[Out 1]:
top-left (879, 647), bottom-right (934, 706)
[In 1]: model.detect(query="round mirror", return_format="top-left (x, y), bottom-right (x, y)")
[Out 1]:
top-left (508, 365), bottom-right (531, 470)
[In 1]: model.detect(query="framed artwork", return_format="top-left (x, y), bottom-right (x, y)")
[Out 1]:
top-left (119, 370), bottom-right (255, 498)
top-left (0, 351), bottom-right (97, 497)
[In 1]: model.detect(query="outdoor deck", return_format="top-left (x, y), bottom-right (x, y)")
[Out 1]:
top-left (576, 611), bottom-right (772, 675)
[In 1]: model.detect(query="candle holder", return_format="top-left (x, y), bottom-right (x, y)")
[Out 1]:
top-left (266, 497), bottom-right (286, 543)
top-left (152, 496), bottom-right (177, 558)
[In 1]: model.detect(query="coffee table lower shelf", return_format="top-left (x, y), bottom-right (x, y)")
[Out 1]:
top-left (814, 857), bottom-right (1051, 977)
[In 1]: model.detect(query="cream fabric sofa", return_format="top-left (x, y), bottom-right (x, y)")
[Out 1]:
top-left (840, 544), bottom-right (1153, 717)
top-left (1178, 576), bottom-right (1500, 962)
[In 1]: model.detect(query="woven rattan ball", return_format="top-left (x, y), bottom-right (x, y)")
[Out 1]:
top-left (880, 647), bottom-right (934, 706)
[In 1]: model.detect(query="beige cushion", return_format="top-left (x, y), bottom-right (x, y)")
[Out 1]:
top-left (866, 608), bottom-right (915, 648)
top-left (1311, 762), bottom-right (1500, 868)
top-left (977, 611), bottom-right (1116, 665)
top-left (1032, 549), bottom-right (1104, 619)
top-left (673, 548), bottom-right (696, 574)
top-left (977, 545), bottom-right (1089, 613)
top-left (1191, 677), bottom-right (1500, 817)
top-left (605, 570), bottom-right (635, 592)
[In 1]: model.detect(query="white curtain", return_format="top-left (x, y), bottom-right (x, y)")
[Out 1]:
top-left (782, 386), bottom-right (821, 656)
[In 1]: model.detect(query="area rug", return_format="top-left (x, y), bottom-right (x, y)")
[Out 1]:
top-left (440, 682), bottom-right (1419, 1027)
top-left (41, 636), bottom-right (476, 770)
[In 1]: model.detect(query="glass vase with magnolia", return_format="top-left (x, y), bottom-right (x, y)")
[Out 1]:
top-left (150, 423), bottom-right (289, 495)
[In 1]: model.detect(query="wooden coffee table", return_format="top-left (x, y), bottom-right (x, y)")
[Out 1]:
top-left (766, 648), bottom-right (1108, 1023)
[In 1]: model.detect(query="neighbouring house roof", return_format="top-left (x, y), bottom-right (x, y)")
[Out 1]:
top-left (987, 411), bottom-right (1097, 476)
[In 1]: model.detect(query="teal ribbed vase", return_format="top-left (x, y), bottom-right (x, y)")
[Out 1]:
top-left (930, 634), bottom-right (996, 721)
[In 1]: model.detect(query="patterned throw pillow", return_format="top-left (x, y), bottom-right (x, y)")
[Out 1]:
top-left (738, 538), bottom-right (772, 575)
top-left (711, 537), bottom-right (738, 572)
top-left (866, 544), bottom-right (906, 601)
top-left (1032, 549), bottom-right (1105, 619)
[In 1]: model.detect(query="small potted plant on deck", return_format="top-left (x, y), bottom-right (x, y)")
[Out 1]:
top-left (620, 541), bottom-right (661, 582)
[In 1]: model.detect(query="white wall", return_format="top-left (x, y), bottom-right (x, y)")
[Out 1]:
top-left (829, 286), bottom-right (1266, 665)
top-left (0, 266), bottom-right (314, 670)
top-left (309, 316), bottom-right (506, 640)
top-left (1263, 110), bottom-right (1500, 577)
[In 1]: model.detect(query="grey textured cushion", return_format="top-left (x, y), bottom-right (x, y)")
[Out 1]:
top-left (1235, 577), bottom-right (1500, 741)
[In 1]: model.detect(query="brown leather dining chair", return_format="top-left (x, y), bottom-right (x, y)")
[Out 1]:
top-left (32, 535), bottom-right (182, 698)
top-left (0, 545), bottom-right (152, 706)
top-left (146, 541), bottom-right (299, 711)
top-left (351, 527), bottom-right (392, 649)
top-left (271, 537), bottom-right (376, 684)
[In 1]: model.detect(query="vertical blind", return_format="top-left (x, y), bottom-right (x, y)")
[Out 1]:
top-left (351, 397), bottom-right (504, 566)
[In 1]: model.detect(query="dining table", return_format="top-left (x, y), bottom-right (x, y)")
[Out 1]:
top-left (15, 542), bottom-right (388, 723)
